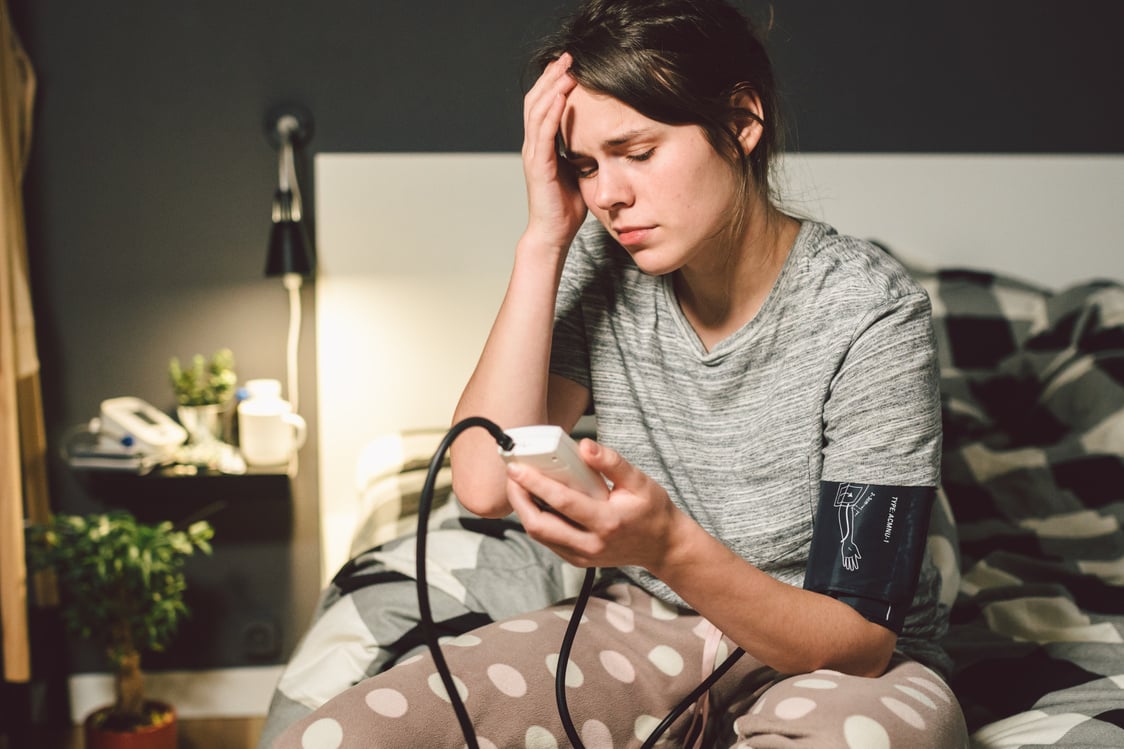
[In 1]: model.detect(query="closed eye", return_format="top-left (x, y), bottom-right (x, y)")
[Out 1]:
top-left (570, 160), bottom-right (598, 179)
top-left (571, 148), bottom-right (653, 179)
top-left (626, 148), bottom-right (655, 163)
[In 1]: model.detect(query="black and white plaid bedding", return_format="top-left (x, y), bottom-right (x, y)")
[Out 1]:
top-left (912, 265), bottom-right (1124, 747)
top-left (260, 262), bottom-right (1124, 748)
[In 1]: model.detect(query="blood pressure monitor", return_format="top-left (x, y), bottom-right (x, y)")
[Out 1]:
top-left (99, 396), bottom-right (187, 458)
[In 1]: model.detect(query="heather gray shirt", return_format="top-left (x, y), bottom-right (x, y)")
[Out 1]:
top-left (550, 218), bottom-right (949, 668)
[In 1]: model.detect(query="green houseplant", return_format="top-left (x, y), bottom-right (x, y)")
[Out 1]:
top-left (26, 512), bottom-right (213, 747)
top-left (168, 347), bottom-right (237, 407)
top-left (168, 347), bottom-right (237, 443)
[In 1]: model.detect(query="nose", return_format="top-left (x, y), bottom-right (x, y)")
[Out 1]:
top-left (592, 165), bottom-right (634, 211)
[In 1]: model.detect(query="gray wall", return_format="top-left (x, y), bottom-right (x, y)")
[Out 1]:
top-left (9, 0), bottom-right (1123, 677)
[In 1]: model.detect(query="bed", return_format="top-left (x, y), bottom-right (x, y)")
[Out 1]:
top-left (889, 261), bottom-right (1124, 745)
top-left (257, 153), bottom-right (1124, 747)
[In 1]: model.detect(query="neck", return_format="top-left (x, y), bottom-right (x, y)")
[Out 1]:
top-left (673, 202), bottom-right (797, 350)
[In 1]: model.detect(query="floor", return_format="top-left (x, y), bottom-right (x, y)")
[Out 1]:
top-left (3, 716), bottom-right (266, 749)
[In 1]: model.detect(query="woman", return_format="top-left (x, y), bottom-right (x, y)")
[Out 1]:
top-left (276, 1), bottom-right (968, 746)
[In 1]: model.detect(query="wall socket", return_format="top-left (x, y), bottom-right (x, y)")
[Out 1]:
top-left (242, 620), bottom-right (281, 660)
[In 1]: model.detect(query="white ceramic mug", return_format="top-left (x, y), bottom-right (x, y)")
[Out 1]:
top-left (244, 378), bottom-right (283, 402)
top-left (238, 397), bottom-right (307, 467)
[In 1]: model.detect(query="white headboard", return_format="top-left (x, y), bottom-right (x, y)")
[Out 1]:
top-left (314, 152), bottom-right (1124, 580)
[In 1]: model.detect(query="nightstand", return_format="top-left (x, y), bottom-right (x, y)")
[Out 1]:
top-left (70, 464), bottom-right (295, 670)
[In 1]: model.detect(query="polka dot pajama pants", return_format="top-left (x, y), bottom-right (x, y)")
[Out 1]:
top-left (273, 582), bottom-right (968, 748)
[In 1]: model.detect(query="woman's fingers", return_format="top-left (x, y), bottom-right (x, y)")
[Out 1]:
top-left (580, 440), bottom-right (647, 494)
top-left (505, 471), bottom-right (599, 559)
top-left (523, 57), bottom-right (576, 171)
top-left (520, 53), bottom-right (586, 250)
top-left (522, 53), bottom-right (574, 126)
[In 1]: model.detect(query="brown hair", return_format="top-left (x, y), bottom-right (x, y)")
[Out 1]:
top-left (531, 0), bottom-right (785, 211)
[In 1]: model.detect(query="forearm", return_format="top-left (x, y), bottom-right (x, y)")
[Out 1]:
top-left (651, 514), bottom-right (896, 676)
top-left (450, 236), bottom-right (568, 516)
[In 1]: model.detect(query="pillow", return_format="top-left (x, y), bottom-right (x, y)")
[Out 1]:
top-left (351, 429), bottom-right (451, 556)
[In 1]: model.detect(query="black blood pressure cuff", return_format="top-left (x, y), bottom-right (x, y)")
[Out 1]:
top-left (803, 481), bottom-right (935, 634)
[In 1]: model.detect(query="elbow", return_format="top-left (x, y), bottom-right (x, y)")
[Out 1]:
top-left (449, 438), bottom-right (514, 518)
top-left (817, 620), bottom-right (897, 678)
top-left (842, 642), bottom-right (895, 679)
top-left (450, 473), bottom-right (512, 519)
top-left (463, 500), bottom-right (513, 520)
top-left (776, 597), bottom-right (898, 677)
top-left (794, 649), bottom-right (892, 680)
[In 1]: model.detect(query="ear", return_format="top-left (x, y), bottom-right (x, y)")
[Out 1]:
top-left (730, 88), bottom-right (766, 156)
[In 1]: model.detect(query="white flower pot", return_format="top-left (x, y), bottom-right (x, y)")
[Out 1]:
top-left (176, 403), bottom-right (227, 444)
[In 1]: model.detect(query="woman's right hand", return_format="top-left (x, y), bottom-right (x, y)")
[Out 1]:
top-left (521, 52), bottom-right (587, 253)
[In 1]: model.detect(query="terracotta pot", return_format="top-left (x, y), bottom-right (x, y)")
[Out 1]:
top-left (84, 702), bottom-right (177, 749)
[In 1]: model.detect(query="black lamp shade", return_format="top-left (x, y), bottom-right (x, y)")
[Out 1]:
top-left (266, 220), bottom-right (314, 277)
top-left (266, 189), bottom-right (313, 277)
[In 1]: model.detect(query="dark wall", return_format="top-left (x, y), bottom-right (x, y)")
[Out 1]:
top-left (9, 0), bottom-right (1122, 676)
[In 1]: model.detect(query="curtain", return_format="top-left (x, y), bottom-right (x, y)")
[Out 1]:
top-left (1, 0), bottom-right (52, 685)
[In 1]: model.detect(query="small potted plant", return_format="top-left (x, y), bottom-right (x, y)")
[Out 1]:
top-left (168, 347), bottom-right (237, 443)
top-left (26, 512), bottom-right (214, 749)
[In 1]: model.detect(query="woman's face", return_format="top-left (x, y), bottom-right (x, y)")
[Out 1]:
top-left (560, 85), bottom-right (743, 276)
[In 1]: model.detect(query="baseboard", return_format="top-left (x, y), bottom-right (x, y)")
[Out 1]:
top-left (67, 666), bottom-right (283, 724)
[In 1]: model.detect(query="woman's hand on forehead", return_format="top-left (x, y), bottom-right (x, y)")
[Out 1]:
top-left (521, 52), bottom-right (588, 254)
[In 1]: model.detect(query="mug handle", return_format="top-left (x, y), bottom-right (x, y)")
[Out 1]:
top-left (283, 413), bottom-right (308, 450)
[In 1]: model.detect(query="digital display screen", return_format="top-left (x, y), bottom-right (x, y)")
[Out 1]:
top-left (132, 409), bottom-right (159, 426)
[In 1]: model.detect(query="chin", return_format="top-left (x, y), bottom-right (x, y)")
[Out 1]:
top-left (627, 250), bottom-right (681, 277)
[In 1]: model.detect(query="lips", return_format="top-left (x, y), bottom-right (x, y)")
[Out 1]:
top-left (614, 226), bottom-right (653, 246)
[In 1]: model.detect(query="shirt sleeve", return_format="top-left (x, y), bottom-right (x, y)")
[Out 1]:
top-left (821, 289), bottom-right (942, 488)
top-left (549, 225), bottom-right (598, 391)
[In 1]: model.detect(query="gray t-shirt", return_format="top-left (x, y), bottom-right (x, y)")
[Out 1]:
top-left (550, 218), bottom-right (950, 669)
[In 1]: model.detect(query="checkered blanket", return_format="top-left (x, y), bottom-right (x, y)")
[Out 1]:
top-left (912, 266), bottom-right (1124, 747)
top-left (260, 265), bottom-right (1124, 749)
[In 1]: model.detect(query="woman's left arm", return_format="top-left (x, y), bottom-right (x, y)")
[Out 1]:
top-left (507, 444), bottom-right (897, 677)
top-left (506, 289), bottom-right (939, 677)
top-left (648, 497), bottom-right (898, 677)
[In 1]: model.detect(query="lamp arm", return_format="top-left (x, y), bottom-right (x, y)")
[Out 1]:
top-left (265, 106), bottom-right (314, 412)
top-left (283, 272), bottom-right (303, 413)
top-left (275, 114), bottom-right (303, 221)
